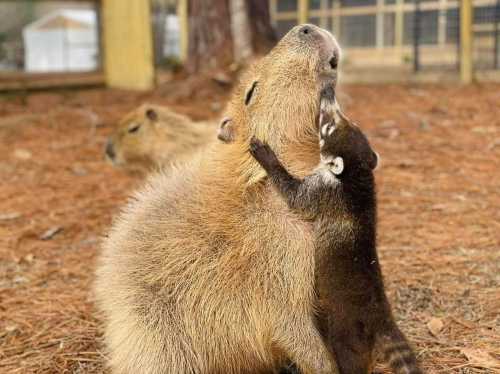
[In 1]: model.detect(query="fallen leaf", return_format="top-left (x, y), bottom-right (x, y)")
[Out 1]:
top-left (427, 317), bottom-right (444, 336)
top-left (40, 226), bottom-right (63, 240)
top-left (461, 348), bottom-right (500, 369)
top-left (0, 212), bottom-right (22, 221)
top-left (13, 149), bottom-right (32, 160)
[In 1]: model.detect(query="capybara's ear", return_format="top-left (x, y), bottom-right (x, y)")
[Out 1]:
top-left (369, 151), bottom-right (379, 170)
top-left (146, 108), bottom-right (159, 122)
top-left (245, 81), bottom-right (258, 106)
top-left (217, 117), bottom-right (235, 143)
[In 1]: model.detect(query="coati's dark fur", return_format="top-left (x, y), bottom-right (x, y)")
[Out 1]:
top-left (249, 93), bottom-right (422, 374)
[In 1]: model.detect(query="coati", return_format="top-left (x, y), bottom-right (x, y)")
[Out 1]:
top-left (95, 24), bottom-right (342, 374)
top-left (249, 88), bottom-right (422, 374)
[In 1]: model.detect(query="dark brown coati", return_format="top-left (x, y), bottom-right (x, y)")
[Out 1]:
top-left (249, 89), bottom-right (422, 374)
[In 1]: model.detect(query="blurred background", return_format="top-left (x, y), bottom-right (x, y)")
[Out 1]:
top-left (1, 1), bottom-right (499, 373)
top-left (0, 0), bottom-right (498, 90)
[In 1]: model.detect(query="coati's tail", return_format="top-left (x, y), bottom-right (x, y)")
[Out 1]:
top-left (376, 328), bottom-right (423, 374)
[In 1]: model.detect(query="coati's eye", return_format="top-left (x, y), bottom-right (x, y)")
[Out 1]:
top-left (245, 81), bottom-right (258, 106)
top-left (128, 123), bottom-right (141, 134)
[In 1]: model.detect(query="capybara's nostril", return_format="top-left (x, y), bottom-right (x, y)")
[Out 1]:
top-left (329, 56), bottom-right (338, 70)
top-left (105, 140), bottom-right (116, 160)
top-left (299, 26), bottom-right (311, 35)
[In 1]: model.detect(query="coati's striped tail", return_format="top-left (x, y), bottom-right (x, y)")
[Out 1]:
top-left (377, 329), bottom-right (423, 374)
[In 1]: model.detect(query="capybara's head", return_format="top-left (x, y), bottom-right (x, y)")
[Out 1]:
top-left (227, 24), bottom-right (341, 180)
top-left (105, 104), bottom-right (194, 171)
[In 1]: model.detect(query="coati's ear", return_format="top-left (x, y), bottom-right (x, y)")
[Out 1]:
top-left (145, 108), bottom-right (158, 122)
top-left (217, 117), bottom-right (235, 143)
top-left (369, 151), bottom-right (379, 170)
top-left (245, 81), bottom-right (258, 106)
top-left (331, 156), bottom-right (344, 175)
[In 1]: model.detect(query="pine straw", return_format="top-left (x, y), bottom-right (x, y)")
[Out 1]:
top-left (1, 82), bottom-right (499, 373)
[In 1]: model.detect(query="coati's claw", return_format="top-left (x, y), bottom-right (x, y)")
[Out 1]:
top-left (249, 137), bottom-right (278, 167)
top-left (249, 136), bottom-right (265, 153)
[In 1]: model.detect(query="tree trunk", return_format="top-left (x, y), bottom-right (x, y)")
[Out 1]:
top-left (186, 0), bottom-right (276, 73)
top-left (230, 0), bottom-right (253, 62)
top-left (246, 0), bottom-right (277, 54)
top-left (186, 0), bottom-right (233, 74)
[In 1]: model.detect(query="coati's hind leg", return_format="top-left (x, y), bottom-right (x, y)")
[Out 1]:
top-left (328, 326), bottom-right (374, 374)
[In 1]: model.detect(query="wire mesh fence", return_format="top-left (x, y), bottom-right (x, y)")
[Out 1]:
top-left (271, 0), bottom-right (500, 73)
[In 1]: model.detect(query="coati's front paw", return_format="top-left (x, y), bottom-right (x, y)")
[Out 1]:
top-left (249, 136), bottom-right (277, 166)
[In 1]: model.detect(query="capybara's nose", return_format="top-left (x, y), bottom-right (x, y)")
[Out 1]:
top-left (329, 55), bottom-right (338, 70)
top-left (298, 24), bottom-right (316, 37)
top-left (105, 139), bottom-right (116, 160)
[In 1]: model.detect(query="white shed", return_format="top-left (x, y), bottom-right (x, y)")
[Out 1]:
top-left (23, 9), bottom-right (98, 72)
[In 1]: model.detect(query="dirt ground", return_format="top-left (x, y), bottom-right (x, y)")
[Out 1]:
top-left (0, 79), bottom-right (499, 373)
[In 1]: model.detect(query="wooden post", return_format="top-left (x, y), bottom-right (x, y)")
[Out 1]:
top-left (494, 0), bottom-right (499, 69)
top-left (102, 0), bottom-right (154, 90)
top-left (414, 0), bottom-right (421, 72)
top-left (376, 0), bottom-right (384, 49)
top-left (460, 0), bottom-right (473, 83)
top-left (395, 0), bottom-right (404, 48)
top-left (177, 0), bottom-right (189, 62)
top-left (298, 0), bottom-right (309, 25)
top-left (438, 0), bottom-right (447, 46)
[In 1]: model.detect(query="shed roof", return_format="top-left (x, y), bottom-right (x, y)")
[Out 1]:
top-left (25, 9), bottom-right (96, 31)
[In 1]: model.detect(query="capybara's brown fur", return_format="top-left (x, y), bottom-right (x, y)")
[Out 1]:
top-left (95, 25), bottom-right (341, 374)
top-left (105, 104), bottom-right (216, 172)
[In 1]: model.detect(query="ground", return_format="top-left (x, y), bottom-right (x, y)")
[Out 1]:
top-left (0, 79), bottom-right (499, 373)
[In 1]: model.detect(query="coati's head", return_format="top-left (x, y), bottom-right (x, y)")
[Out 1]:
top-left (105, 104), bottom-right (194, 171)
top-left (226, 24), bottom-right (341, 181)
top-left (317, 102), bottom-right (378, 183)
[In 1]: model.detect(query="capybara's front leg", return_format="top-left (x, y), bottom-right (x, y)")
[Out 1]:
top-left (277, 321), bottom-right (339, 374)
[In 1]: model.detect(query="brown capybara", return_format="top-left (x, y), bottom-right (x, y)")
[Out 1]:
top-left (105, 104), bottom-right (217, 172)
top-left (95, 24), bottom-right (341, 374)
top-left (249, 87), bottom-right (422, 374)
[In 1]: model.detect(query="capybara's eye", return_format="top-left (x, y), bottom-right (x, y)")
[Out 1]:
top-left (128, 124), bottom-right (141, 134)
top-left (245, 81), bottom-right (258, 106)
